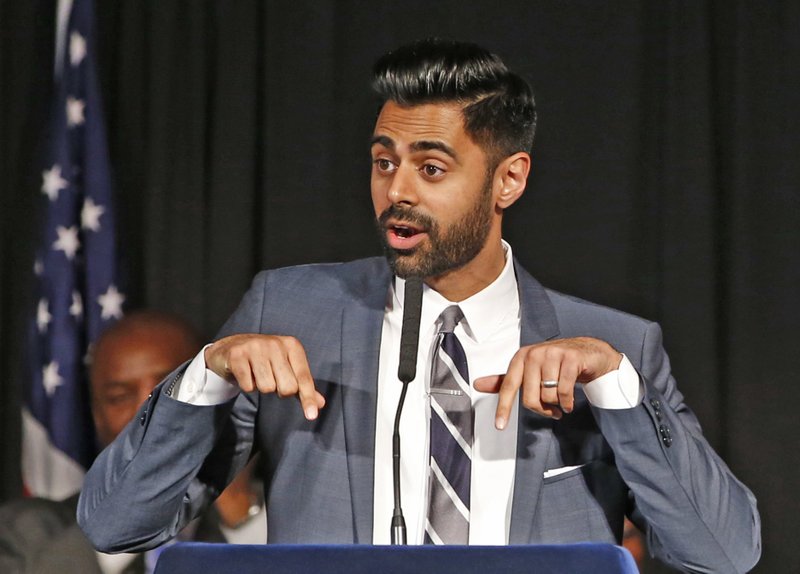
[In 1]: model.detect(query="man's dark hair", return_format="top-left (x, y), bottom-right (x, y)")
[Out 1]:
top-left (372, 38), bottom-right (537, 166)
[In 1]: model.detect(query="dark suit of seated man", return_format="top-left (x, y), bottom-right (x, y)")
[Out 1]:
top-left (77, 39), bottom-right (761, 573)
top-left (0, 311), bottom-right (265, 574)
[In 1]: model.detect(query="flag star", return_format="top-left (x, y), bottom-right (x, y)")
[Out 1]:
top-left (70, 31), bottom-right (87, 67)
top-left (70, 291), bottom-right (84, 319)
top-left (53, 226), bottom-right (81, 260)
top-left (36, 299), bottom-right (52, 333)
top-left (41, 165), bottom-right (68, 201)
top-left (98, 284), bottom-right (125, 320)
top-left (66, 97), bottom-right (85, 127)
top-left (42, 361), bottom-right (64, 396)
top-left (81, 197), bottom-right (105, 232)
top-left (84, 343), bottom-right (94, 368)
top-left (34, 258), bottom-right (44, 276)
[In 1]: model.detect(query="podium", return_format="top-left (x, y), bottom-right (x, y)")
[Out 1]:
top-left (153, 543), bottom-right (639, 573)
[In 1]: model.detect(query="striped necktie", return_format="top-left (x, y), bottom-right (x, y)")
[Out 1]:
top-left (425, 305), bottom-right (472, 544)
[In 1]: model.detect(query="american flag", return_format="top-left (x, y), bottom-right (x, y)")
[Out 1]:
top-left (23, 0), bottom-right (125, 499)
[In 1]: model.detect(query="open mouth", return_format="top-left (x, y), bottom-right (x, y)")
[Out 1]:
top-left (386, 221), bottom-right (428, 250)
top-left (391, 224), bottom-right (420, 238)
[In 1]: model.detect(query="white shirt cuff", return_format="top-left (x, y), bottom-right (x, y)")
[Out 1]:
top-left (582, 354), bottom-right (643, 409)
top-left (173, 345), bottom-right (240, 405)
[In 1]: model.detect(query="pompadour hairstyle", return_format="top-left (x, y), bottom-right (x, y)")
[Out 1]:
top-left (372, 38), bottom-right (537, 166)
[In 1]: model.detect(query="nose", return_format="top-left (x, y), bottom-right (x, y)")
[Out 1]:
top-left (386, 165), bottom-right (418, 207)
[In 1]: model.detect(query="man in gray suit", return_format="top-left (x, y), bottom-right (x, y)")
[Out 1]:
top-left (78, 39), bottom-right (761, 573)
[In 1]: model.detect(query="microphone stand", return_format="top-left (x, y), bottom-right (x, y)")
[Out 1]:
top-left (391, 277), bottom-right (423, 545)
top-left (390, 380), bottom-right (410, 544)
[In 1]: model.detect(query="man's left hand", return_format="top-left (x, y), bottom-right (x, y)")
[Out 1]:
top-left (473, 337), bottom-right (622, 428)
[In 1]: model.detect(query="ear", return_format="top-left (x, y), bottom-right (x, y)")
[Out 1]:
top-left (494, 152), bottom-right (530, 209)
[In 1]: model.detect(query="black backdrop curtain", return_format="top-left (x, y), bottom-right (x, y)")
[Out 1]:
top-left (1, 2), bottom-right (798, 572)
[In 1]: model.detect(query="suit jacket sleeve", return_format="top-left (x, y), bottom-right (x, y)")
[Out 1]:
top-left (77, 273), bottom-right (267, 553)
top-left (591, 321), bottom-right (761, 573)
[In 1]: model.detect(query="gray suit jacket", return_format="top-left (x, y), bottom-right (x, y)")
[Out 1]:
top-left (78, 258), bottom-right (761, 573)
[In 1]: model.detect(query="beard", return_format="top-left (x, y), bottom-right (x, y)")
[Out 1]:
top-left (375, 178), bottom-right (494, 279)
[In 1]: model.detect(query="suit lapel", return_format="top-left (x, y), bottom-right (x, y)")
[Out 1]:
top-left (340, 260), bottom-right (391, 543)
top-left (509, 261), bottom-right (561, 544)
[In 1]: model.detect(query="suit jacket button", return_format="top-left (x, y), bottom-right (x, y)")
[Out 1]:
top-left (650, 399), bottom-right (663, 419)
top-left (659, 425), bottom-right (672, 446)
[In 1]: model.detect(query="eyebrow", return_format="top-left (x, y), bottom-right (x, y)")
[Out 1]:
top-left (370, 135), bottom-right (459, 162)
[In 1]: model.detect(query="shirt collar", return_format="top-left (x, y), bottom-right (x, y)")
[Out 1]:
top-left (392, 240), bottom-right (519, 344)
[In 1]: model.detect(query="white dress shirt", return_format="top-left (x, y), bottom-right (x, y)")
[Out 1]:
top-left (174, 241), bottom-right (642, 545)
top-left (372, 244), bottom-right (522, 544)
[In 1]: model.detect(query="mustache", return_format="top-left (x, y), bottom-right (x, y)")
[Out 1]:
top-left (377, 205), bottom-right (435, 230)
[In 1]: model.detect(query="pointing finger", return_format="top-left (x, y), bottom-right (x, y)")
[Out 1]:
top-left (495, 356), bottom-right (525, 430)
top-left (474, 374), bottom-right (504, 394)
top-left (286, 338), bottom-right (320, 420)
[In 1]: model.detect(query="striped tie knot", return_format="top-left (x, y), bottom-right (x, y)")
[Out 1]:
top-left (438, 305), bottom-right (464, 334)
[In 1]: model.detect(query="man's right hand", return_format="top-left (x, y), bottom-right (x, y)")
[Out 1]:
top-left (204, 334), bottom-right (325, 420)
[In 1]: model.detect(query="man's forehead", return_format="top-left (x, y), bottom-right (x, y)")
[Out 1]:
top-left (372, 101), bottom-right (467, 143)
top-left (371, 101), bottom-right (479, 160)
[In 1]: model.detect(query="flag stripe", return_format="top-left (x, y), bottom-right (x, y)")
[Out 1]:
top-left (21, 409), bottom-right (85, 500)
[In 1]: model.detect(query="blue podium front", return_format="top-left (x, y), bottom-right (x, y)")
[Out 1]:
top-left (153, 543), bottom-right (639, 573)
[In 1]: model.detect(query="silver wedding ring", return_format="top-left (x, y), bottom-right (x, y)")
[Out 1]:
top-left (542, 380), bottom-right (559, 389)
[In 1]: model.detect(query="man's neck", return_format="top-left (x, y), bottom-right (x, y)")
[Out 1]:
top-left (424, 239), bottom-right (506, 302)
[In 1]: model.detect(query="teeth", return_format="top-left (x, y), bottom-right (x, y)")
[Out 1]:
top-left (394, 226), bottom-right (414, 238)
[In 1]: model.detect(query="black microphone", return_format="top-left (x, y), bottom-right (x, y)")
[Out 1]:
top-left (391, 277), bottom-right (423, 545)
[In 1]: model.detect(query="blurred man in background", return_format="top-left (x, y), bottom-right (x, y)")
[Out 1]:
top-left (0, 311), bottom-right (265, 574)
